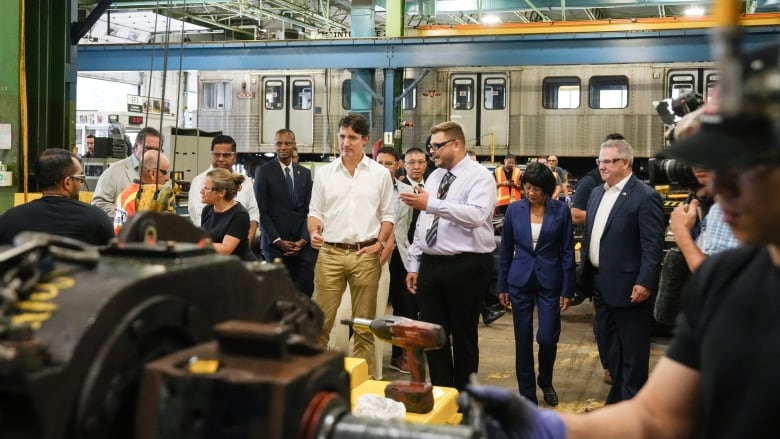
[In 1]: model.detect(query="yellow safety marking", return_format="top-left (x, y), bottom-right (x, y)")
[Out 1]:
top-left (28, 283), bottom-right (59, 301)
top-left (16, 301), bottom-right (58, 313)
top-left (189, 359), bottom-right (221, 374)
top-left (11, 313), bottom-right (51, 329)
top-left (48, 277), bottom-right (75, 289)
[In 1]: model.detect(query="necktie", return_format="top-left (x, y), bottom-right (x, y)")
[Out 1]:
top-left (285, 166), bottom-right (296, 204)
top-left (408, 184), bottom-right (421, 243)
top-left (425, 172), bottom-right (456, 247)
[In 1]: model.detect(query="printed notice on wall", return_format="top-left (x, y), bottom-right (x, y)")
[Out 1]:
top-left (0, 124), bottom-right (11, 149)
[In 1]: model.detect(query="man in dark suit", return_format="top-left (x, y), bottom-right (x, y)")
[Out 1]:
top-left (254, 128), bottom-right (315, 296)
top-left (581, 138), bottom-right (665, 404)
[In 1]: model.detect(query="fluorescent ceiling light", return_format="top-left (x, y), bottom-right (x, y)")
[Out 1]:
top-left (683, 6), bottom-right (706, 16)
top-left (481, 14), bottom-right (501, 25)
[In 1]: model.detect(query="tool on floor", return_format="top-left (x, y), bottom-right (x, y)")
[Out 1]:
top-left (342, 316), bottom-right (446, 413)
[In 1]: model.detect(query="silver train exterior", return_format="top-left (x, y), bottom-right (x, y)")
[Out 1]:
top-left (195, 63), bottom-right (716, 158)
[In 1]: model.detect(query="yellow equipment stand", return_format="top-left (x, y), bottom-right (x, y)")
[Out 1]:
top-left (344, 358), bottom-right (462, 425)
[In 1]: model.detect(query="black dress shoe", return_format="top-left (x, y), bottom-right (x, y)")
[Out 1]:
top-left (482, 308), bottom-right (506, 325)
top-left (541, 386), bottom-right (559, 406)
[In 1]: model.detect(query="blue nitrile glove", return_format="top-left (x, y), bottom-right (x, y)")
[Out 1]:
top-left (463, 384), bottom-right (566, 439)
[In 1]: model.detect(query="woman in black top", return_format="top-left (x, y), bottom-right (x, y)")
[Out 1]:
top-left (200, 168), bottom-right (256, 261)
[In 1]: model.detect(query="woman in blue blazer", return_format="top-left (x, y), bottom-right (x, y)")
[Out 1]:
top-left (497, 162), bottom-right (575, 406)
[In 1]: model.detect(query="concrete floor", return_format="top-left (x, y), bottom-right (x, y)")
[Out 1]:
top-left (380, 301), bottom-right (671, 413)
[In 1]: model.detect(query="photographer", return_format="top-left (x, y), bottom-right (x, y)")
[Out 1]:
top-left (668, 108), bottom-right (740, 271)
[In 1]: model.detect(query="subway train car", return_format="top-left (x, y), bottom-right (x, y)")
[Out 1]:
top-left (196, 63), bottom-right (716, 168)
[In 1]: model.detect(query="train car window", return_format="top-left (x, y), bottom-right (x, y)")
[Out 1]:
top-left (402, 78), bottom-right (417, 110)
top-left (484, 77), bottom-right (506, 110)
top-left (705, 74), bottom-right (719, 102)
top-left (452, 78), bottom-right (474, 110)
top-left (202, 81), bottom-right (232, 111)
top-left (668, 73), bottom-right (695, 99)
top-left (342, 80), bottom-right (352, 110)
top-left (293, 80), bottom-right (312, 110)
top-left (589, 76), bottom-right (628, 109)
top-left (265, 81), bottom-right (284, 110)
top-left (543, 77), bottom-right (580, 109)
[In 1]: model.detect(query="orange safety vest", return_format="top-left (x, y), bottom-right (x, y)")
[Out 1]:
top-left (495, 166), bottom-right (521, 206)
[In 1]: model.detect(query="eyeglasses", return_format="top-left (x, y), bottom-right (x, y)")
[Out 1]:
top-left (405, 160), bottom-right (427, 166)
top-left (212, 152), bottom-right (235, 159)
top-left (143, 146), bottom-right (163, 153)
top-left (69, 174), bottom-right (86, 183)
top-left (429, 139), bottom-right (456, 151)
top-left (201, 184), bottom-right (221, 192)
top-left (596, 157), bottom-right (625, 166)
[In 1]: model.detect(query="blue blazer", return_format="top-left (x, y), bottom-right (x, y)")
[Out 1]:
top-left (497, 198), bottom-right (575, 296)
top-left (254, 160), bottom-right (313, 260)
top-left (581, 175), bottom-right (665, 307)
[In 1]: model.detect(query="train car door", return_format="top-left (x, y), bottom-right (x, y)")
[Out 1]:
top-left (449, 73), bottom-right (509, 148)
top-left (261, 75), bottom-right (314, 146)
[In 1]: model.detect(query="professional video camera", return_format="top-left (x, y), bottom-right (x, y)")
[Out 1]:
top-left (647, 157), bottom-right (700, 188)
top-left (650, 91), bottom-right (705, 188)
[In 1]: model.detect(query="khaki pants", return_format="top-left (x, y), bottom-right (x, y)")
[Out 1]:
top-left (313, 244), bottom-right (381, 374)
top-left (329, 262), bottom-right (390, 379)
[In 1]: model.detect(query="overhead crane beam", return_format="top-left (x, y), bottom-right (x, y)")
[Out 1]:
top-left (76, 24), bottom-right (779, 71)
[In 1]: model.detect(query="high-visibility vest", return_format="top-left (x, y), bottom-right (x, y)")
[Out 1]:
top-left (495, 166), bottom-right (521, 206)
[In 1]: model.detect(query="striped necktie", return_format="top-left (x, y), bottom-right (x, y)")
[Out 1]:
top-left (425, 172), bottom-right (456, 247)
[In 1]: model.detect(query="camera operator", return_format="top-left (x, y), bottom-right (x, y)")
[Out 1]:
top-left (668, 107), bottom-right (740, 271)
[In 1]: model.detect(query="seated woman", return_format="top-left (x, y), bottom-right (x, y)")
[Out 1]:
top-left (200, 168), bottom-right (256, 261)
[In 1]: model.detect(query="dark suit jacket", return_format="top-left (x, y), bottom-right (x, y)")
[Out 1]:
top-left (497, 198), bottom-right (575, 296)
top-left (581, 175), bottom-right (665, 307)
top-left (254, 160), bottom-right (313, 259)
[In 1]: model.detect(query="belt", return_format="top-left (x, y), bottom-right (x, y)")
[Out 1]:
top-left (324, 238), bottom-right (377, 251)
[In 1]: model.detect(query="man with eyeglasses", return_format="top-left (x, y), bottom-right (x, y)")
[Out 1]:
top-left (189, 135), bottom-right (259, 246)
top-left (254, 129), bottom-right (314, 296)
top-left (113, 150), bottom-right (174, 235)
top-left (547, 155), bottom-right (569, 202)
top-left (580, 138), bottom-right (665, 403)
top-left (91, 127), bottom-right (163, 217)
top-left (400, 121), bottom-right (497, 391)
top-left (0, 148), bottom-right (113, 245)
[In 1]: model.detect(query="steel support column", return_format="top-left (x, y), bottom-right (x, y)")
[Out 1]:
top-left (0, 0), bottom-right (21, 210)
top-left (25, 0), bottom-right (77, 189)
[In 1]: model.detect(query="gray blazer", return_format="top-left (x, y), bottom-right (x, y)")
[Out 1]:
top-left (91, 156), bottom-right (136, 217)
top-left (394, 179), bottom-right (415, 270)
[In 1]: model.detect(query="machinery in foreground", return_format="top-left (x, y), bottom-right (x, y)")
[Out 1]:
top-left (0, 214), bottom-right (486, 439)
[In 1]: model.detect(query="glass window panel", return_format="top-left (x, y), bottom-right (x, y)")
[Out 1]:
top-left (201, 81), bottom-right (232, 110)
top-left (402, 78), bottom-right (416, 110)
top-left (484, 77), bottom-right (506, 110)
top-left (342, 80), bottom-right (352, 110)
top-left (589, 76), bottom-right (628, 109)
top-left (265, 80), bottom-right (284, 110)
top-left (292, 80), bottom-right (312, 110)
top-left (452, 78), bottom-right (474, 110)
top-left (543, 76), bottom-right (580, 109)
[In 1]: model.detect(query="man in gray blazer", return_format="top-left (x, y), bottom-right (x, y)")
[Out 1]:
top-left (376, 146), bottom-right (415, 373)
top-left (91, 127), bottom-right (163, 217)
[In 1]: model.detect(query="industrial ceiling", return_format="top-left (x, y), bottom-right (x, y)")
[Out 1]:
top-left (76, 0), bottom-right (778, 44)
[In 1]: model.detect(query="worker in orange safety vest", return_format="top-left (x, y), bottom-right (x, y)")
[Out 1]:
top-left (494, 153), bottom-right (522, 215)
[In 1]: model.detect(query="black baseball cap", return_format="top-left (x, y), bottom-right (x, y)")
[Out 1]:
top-left (660, 43), bottom-right (779, 170)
